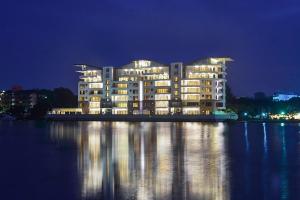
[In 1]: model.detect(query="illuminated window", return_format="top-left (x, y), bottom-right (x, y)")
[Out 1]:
top-left (156, 89), bottom-right (169, 94)
top-left (134, 60), bottom-right (151, 67)
top-left (112, 95), bottom-right (128, 101)
top-left (181, 87), bottom-right (200, 93)
top-left (181, 94), bottom-right (200, 101)
top-left (144, 89), bottom-right (151, 93)
top-left (119, 77), bottom-right (129, 81)
top-left (84, 77), bottom-right (101, 82)
top-left (133, 102), bottom-right (139, 108)
top-left (182, 108), bottom-right (200, 115)
top-left (79, 97), bottom-right (85, 101)
top-left (155, 80), bottom-right (171, 86)
top-left (144, 82), bottom-right (152, 86)
top-left (187, 73), bottom-right (214, 79)
top-left (155, 101), bottom-right (169, 107)
top-left (202, 87), bottom-right (212, 93)
top-left (84, 71), bottom-right (100, 77)
top-left (90, 96), bottom-right (100, 102)
top-left (151, 67), bottom-right (161, 73)
top-left (148, 74), bottom-right (169, 80)
top-left (112, 108), bottom-right (128, 115)
top-left (89, 83), bottom-right (103, 89)
top-left (90, 90), bottom-right (100, 95)
top-left (155, 94), bottom-right (171, 100)
top-left (79, 84), bottom-right (86, 89)
top-left (204, 81), bottom-right (212, 86)
top-left (181, 80), bottom-right (200, 86)
top-left (89, 102), bottom-right (100, 108)
top-left (117, 90), bottom-right (127, 95)
top-left (155, 108), bottom-right (169, 115)
top-left (115, 102), bottom-right (127, 107)
top-left (116, 83), bottom-right (127, 88)
top-left (202, 95), bottom-right (212, 99)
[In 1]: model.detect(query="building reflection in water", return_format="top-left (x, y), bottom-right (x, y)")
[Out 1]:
top-left (50, 121), bottom-right (230, 200)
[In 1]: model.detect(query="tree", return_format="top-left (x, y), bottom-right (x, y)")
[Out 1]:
top-left (30, 101), bottom-right (51, 119)
top-left (9, 105), bottom-right (25, 119)
top-left (226, 84), bottom-right (236, 105)
top-left (53, 87), bottom-right (77, 108)
top-left (254, 92), bottom-right (267, 100)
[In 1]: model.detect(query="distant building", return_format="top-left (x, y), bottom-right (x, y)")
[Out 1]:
top-left (1, 89), bottom-right (42, 111)
top-left (75, 57), bottom-right (232, 115)
top-left (273, 92), bottom-right (299, 101)
top-left (0, 90), bottom-right (5, 111)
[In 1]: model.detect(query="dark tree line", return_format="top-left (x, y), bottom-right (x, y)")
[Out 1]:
top-left (226, 85), bottom-right (300, 118)
top-left (1, 87), bottom-right (77, 119)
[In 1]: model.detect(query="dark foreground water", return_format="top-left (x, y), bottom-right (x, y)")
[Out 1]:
top-left (0, 121), bottom-right (299, 200)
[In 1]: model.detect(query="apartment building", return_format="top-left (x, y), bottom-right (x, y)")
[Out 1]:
top-left (77, 57), bottom-right (232, 115)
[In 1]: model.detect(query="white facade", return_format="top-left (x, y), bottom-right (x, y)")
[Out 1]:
top-left (273, 92), bottom-right (299, 101)
top-left (77, 58), bottom-right (232, 115)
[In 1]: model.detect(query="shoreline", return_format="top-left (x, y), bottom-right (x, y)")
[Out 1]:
top-left (45, 114), bottom-right (300, 123)
top-left (1, 118), bottom-right (299, 123)
top-left (2, 114), bottom-right (300, 123)
top-left (45, 114), bottom-right (237, 122)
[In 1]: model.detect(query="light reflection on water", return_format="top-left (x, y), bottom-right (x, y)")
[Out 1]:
top-left (50, 122), bottom-right (230, 200)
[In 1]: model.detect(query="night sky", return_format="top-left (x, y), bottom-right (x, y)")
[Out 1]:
top-left (1, 0), bottom-right (300, 96)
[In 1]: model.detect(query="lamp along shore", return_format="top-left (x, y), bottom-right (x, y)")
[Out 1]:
top-left (47, 57), bottom-right (238, 121)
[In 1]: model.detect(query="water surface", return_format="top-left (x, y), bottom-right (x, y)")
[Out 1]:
top-left (0, 121), bottom-right (299, 200)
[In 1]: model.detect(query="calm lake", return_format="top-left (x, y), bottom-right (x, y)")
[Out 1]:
top-left (0, 121), bottom-right (299, 200)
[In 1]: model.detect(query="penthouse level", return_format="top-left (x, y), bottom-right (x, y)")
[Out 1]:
top-left (66, 57), bottom-right (232, 116)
